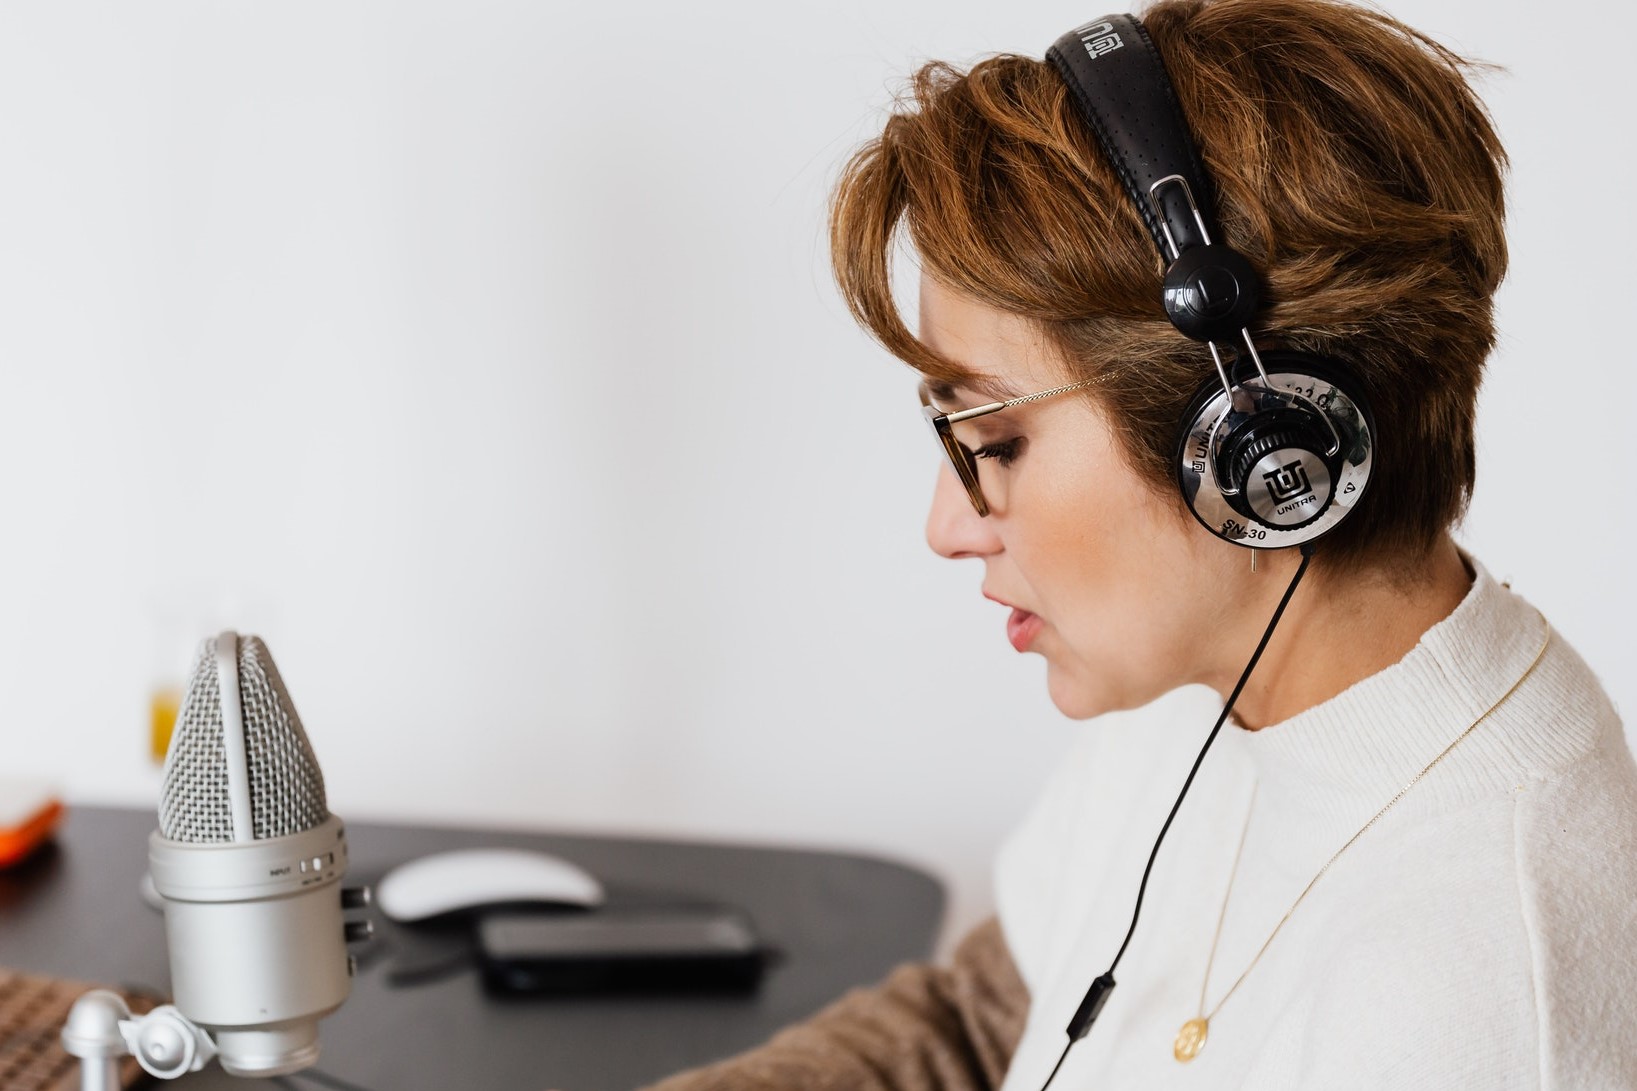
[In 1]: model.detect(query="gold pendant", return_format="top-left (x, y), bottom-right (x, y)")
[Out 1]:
top-left (1174, 1017), bottom-right (1209, 1062)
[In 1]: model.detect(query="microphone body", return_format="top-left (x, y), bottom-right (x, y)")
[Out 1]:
top-left (152, 632), bottom-right (353, 1077)
top-left (149, 819), bottom-right (351, 1074)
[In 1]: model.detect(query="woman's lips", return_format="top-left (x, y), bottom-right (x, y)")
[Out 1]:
top-left (1006, 608), bottom-right (1043, 652)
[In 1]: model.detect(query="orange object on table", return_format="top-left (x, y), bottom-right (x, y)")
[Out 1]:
top-left (0, 781), bottom-right (64, 869)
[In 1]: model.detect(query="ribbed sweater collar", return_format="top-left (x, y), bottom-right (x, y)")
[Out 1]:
top-left (1226, 556), bottom-right (1566, 825)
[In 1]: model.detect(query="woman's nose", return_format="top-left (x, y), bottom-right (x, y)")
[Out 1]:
top-left (926, 463), bottom-right (1003, 559)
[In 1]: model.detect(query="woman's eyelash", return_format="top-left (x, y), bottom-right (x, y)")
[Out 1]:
top-left (973, 438), bottom-right (1023, 466)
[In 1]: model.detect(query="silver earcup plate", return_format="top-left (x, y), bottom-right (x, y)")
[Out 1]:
top-left (1178, 371), bottom-right (1373, 549)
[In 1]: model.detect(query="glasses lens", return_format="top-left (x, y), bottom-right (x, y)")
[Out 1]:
top-left (920, 400), bottom-right (988, 516)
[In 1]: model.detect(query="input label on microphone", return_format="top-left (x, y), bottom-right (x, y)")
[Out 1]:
top-left (270, 865), bottom-right (293, 877)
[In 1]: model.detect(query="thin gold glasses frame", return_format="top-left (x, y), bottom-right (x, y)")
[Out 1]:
top-left (919, 378), bottom-right (1100, 517)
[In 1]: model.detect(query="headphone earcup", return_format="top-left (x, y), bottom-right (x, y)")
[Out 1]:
top-left (1215, 405), bottom-right (1339, 530)
top-left (1174, 353), bottom-right (1374, 549)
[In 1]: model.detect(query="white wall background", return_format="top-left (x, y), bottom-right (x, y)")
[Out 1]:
top-left (1, 0), bottom-right (1630, 952)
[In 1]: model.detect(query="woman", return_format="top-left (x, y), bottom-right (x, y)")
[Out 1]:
top-left (647, 0), bottom-right (1637, 1087)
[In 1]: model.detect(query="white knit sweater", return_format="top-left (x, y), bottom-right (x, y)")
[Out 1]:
top-left (994, 558), bottom-right (1637, 1090)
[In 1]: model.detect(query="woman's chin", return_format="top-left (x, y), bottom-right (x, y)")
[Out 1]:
top-left (1044, 659), bottom-right (1166, 721)
top-left (1044, 664), bottom-right (1118, 721)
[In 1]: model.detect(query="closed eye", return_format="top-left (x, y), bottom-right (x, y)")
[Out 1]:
top-left (973, 438), bottom-right (1023, 467)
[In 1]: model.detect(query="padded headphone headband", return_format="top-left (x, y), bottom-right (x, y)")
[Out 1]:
top-left (1046, 16), bottom-right (1219, 259)
top-left (1047, 12), bottom-right (1376, 550)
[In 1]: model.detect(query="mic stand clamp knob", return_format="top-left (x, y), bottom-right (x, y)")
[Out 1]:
top-left (124, 1005), bottom-right (219, 1080)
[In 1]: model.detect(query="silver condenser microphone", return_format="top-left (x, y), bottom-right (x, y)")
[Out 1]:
top-left (147, 631), bottom-right (362, 1077)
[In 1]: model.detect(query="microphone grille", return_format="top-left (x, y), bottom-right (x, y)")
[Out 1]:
top-left (159, 639), bottom-right (236, 843)
top-left (238, 635), bottom-right (329, 839)
top-left (159, 635), bottom-right (329, 843)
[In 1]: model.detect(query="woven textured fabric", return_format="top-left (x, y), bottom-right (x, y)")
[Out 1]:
top-left (0, 968), bottom-right (159, 1090)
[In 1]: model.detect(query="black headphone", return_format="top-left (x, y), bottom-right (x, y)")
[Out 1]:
top-left (1019, 19), bottom-right (1382, 1074)
top-left (1047, 14), bottom-right (1374, 550)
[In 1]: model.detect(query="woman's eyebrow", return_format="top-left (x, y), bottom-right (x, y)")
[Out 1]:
top-left (927, 377), bottom-right (1020, 406)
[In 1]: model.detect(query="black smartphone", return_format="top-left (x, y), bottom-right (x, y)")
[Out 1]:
top-left (476, 905), bottom-right (768, 994)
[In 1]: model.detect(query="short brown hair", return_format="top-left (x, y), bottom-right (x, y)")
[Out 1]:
top-left (830, 0), bottom-right (1507, 573)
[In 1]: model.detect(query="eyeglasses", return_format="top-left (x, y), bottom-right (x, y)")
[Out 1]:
top-left (919, 378), bottom-right (1100, 516)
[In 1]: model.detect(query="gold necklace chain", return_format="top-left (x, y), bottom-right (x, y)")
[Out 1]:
top-left (1173, 612), bottom-right (1553, 1064)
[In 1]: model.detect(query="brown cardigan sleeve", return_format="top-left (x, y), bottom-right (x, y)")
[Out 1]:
top-left (638, 916), bottom-right (1029, 1091)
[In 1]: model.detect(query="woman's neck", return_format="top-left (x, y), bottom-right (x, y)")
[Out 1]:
top-left (1219, 537), bottom-right (1474, 731)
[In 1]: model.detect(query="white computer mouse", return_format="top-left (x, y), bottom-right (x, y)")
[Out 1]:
top-left (375, 847), bottom-right (606, 923)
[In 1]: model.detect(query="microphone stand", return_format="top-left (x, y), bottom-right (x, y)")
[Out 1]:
top-left (62, 990), bottom-right (220, 1087)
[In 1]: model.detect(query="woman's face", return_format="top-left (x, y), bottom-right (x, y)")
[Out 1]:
top-left (920, 277), bottom-right (1251, 719)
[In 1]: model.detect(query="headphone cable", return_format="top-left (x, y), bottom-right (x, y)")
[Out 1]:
top-left (1040, 541), bottom-right (1315, 1089)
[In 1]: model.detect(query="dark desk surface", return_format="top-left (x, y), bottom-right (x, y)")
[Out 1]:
top-left (0, 806), bottom-right (944, 1091)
